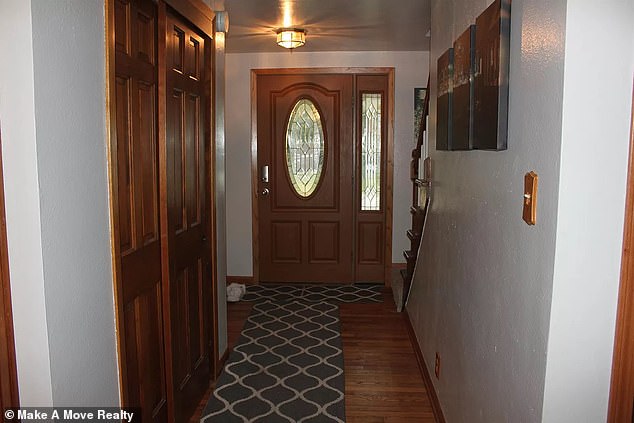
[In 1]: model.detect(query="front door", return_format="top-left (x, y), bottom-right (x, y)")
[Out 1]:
top-left (257, 74), bottom-right (355, 283)
top-left (257, 72), bottom-right (391, 284)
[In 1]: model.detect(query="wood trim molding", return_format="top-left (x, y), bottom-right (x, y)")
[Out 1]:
top-left (226, 276), bottom-right (256, 285)
top-left (250, 70), bottom-right (260, 284)
top-left (156, 4), bottom-right (176, 420)
top-left (164, 0), bottom-right (214, 38)
top-left (0, 127), bottom-right (19, 408)
top-left (253, 67), bottom-right (395, 76)
top-left (250, 67), bottom-right (395, 285)
top-left (206, 16), bottom-right (220, 381)
top-left (404, 309), bottom-right (446, 423)
top-left (384, 69), bottom-right (395, 285)
top-left (103, 0), bottom-right (127, 405)
top-left (608, 81), bottom-right (634, 422)
top-left (216, 347), bottom-right (230, 378)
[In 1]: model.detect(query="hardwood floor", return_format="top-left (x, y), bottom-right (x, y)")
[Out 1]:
top-left (191, 290), bottom-right (436, 422)
top-left (341, 291), bottom-right (436, 422)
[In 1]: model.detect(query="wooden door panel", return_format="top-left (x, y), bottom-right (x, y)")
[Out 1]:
top-left (173, 268), bottom-right (190, 389)
top-left (185, 36), bottom-right (201, 80)
top-left (114, 1), bottom-right (167, 421)
top-left (309, 222), bottom-right (340, 263)
top-left (168, 89), bottom-right (185, 232)
top-left (136, 12), bottom-right (155, 65)
top-left (115, 76), bottom-right (133, 254)
top-left (188, 260), bottom-right (205, 369)
top-left (171, 262), bottom-right (205, 389)
top-left (139, 287), bottom-right (167, 418)
top-left (135, 80), bottom-right (159, 245)
top-left (271, 221), bottom-right (302, 263)
top-left (358, 222), bottom-right (383, 264)
top-left (258, 74), bottom-right (354, 283)
top-left (114, 0), bottom-right (130, 54)
top-left (165, 10), bottom-right (211, 421)
top-left (123, 284), bottom-right (167, 420)
top-left (185, 93), bottom-right (202, 227)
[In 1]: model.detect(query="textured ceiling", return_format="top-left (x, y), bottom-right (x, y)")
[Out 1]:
top-left (221, 0), bottom-right (431, 53)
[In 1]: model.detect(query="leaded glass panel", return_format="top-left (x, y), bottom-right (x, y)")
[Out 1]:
top-left (361, 93), bottom-right (382, 211)
top-left (285, 99), bottom-right (325, 198)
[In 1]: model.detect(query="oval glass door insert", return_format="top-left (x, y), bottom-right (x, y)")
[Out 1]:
top-left (285, 99), bottom-right (325, 197)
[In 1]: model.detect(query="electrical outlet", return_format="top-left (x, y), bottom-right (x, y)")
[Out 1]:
top-left (435, 352), bottom-right (441, 379)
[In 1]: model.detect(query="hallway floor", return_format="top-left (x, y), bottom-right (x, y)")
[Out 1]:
top-left (193, 288), bottom-right (436, 422)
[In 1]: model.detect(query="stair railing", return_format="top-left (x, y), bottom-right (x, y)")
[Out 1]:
top-left (401, 77), bottom-right (431, 310)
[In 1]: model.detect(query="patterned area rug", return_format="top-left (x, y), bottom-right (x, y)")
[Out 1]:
top-left (242, 283), bottom-right (383, 303)
top-left (201, 300), bottom-right (345, 422)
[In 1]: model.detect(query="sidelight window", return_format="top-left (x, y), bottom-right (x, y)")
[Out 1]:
top-left (361, 93), bottom-right (382, 211)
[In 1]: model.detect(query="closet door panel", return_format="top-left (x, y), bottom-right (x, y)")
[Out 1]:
top-left (113, 1), bottom-right (168, 421)
top-left (165, 10), bottom-right (213, 422)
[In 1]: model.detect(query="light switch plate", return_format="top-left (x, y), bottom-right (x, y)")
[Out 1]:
top-left (523, 171), bottom-right (538, 225)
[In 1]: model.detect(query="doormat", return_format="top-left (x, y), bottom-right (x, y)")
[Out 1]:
top-left (241, 283), bottom-right (383, 304)
top-left (201, 300), bottom-right (345, 422)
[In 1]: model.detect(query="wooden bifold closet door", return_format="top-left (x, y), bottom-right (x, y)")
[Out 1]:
top-left (109, 0), bottom-right (215, 421)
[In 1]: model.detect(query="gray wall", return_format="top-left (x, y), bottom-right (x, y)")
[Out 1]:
top-left (30, 0), bottom-right (119, 405)
top-left (225, 51), bottom-right (429, 276)
top-left (407, 0), bottom-right (566, 420)
top-left (407, 0), bottom-right (634, 421)
top-left (541, 0), bottom-right (634, 420)
top-left (0, 0), bottom-right (54, 405)
top-left (2, 0), bottom-right (229, 402)
top-left (1, 0), bottom-right (119, 405)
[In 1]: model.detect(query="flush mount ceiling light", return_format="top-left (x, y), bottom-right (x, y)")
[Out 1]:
top-left (276, 28), bottom-right (306, 49)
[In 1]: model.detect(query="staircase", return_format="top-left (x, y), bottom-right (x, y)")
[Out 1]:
top-left (400, 79), bottom-right (431, 311)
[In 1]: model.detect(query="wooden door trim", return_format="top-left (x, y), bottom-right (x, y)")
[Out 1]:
top-left (0, 127), bottom-right (20, 407)
top-left (103, 0), bottom-right (126, 405)
top-left (164, 0), bottom-right (214, 38)
top-left (384, 70), bottom-right (395, 284)
top-left (156, 3), bottom-right (176, 421)
top-left (207, 11), bottom-right (220, 384)
top-left (608, 81), bottom-right (634, 422)
top-left (250, 67), bottom-right (395, 284)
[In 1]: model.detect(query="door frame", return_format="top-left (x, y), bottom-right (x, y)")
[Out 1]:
top-left (0, 126), bottom-right (20, 408)
top-left (104, 0), bottom-right (218, 412)
top-left (250, 67), bottom-right (395, 284)
top-left (608, 81), bottom-right (634, 422)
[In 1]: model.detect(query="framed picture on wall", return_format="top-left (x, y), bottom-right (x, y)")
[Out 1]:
top-left (436, 48), bottom-right (454, 150)
top-left (473, 0), bottom-right (511, 150)
top-left (452, 25), bottom-right (476, 150)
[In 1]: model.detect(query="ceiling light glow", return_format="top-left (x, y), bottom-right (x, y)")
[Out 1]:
top-left (276, 28), bottom-right (306, 49)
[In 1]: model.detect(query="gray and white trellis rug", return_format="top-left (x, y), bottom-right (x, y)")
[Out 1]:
top-left (241, 283), bottom-right (383, 304)
top-left (200, 300), bottom-right (345, 422)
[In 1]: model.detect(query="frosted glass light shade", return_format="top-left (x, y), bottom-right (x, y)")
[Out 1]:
top-left (276, 28), bottom-right (306, 49)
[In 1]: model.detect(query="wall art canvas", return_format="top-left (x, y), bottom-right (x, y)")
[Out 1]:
top-left (473, 0), bottom-right (511, 150)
